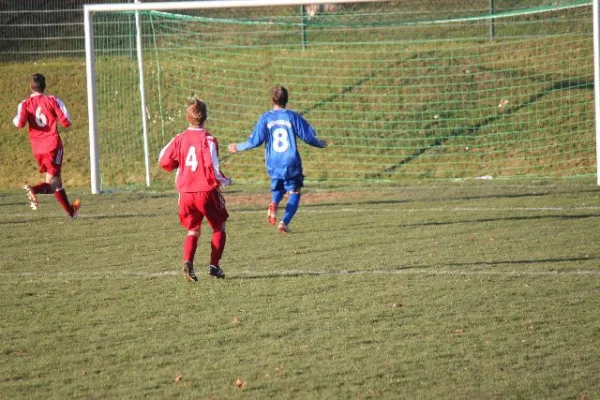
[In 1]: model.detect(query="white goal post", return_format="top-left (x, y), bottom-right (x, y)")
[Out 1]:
top-left (594, 0), bottom-right (600, 185)
top-left (83, 0), bottom-right (382, 194)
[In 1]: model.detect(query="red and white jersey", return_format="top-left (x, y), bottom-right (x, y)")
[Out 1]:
top-left (158, 127), bottom-right (230, 193)
top-left (13, 92), bottom-right (71, 154)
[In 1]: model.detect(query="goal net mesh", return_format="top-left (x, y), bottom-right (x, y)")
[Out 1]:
top-left (91, 0), bottom-right (593, 189)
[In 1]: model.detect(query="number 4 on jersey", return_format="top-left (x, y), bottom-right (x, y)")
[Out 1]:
top-left (185, 146), bottom-right (198, 171)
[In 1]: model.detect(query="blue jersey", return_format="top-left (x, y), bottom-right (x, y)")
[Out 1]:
top-left (236, 109), bottom-right (325, 180)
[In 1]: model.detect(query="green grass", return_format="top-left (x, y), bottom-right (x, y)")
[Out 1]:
top-left (2, 180), bottom-right (600, 398)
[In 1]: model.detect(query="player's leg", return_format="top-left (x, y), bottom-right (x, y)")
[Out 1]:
top-left (46, 146), bottom-right (80, 218)
top-left (179, 192), bottom-right (202, 282)
top-left (183, 229), bottom-right (200, 282)
top-left (278, 177), bottom-right (303, 233)
top-left (203, 190), bottom-right (228, 279)
top-left (23, 154), bottom-right (51, 210)
top-left (49, 174), bottom-right (80, 218)
top-left (208, 222), bottom-right (226, 278)
top-left (268, 179), bottom-right (285, 225)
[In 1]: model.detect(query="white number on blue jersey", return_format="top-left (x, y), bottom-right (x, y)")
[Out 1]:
top-left (185, 146), bottom-right (198, 171)
top-left (272, 128), bottom-right (290, 153)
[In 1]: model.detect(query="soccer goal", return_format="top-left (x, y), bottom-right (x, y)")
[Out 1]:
top-left (84, 0), bottom-right (596, 194)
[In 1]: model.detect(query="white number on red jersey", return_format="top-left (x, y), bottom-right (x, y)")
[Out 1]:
top-left (185, 146), bottom-right (199, 171)
top-left (35, 106), bottom-right (48, 128)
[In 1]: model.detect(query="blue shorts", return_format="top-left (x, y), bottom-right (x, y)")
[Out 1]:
top-left (270, 176), bottom-right (304, 193)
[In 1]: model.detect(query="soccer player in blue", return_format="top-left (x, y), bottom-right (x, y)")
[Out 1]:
top-left (228, 86), bottom-right (327, 233)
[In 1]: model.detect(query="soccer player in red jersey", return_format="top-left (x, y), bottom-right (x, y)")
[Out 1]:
top-left (12, 73), bottom-right (80, 218)
top-left (158, 99), bottom-right (231, 282)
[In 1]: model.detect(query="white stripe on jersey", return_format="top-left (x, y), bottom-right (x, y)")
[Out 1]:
top-left (12, 101), bottom-right (24, 127)
top-left (158, 136), bottom-right (177, 161)
top-left (55, 98), bottom-right (72, 124)
top-left (54, 146), bottom-right (63, 165)
top-left (207, 135), bottom-right (230, 187)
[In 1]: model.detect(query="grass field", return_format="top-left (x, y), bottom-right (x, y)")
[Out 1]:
top-left (2, 179), bottom-right (600, 398)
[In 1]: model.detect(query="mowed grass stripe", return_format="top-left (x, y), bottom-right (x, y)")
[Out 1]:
top-left (1, 181), bottom-right (600, 397)
top-left (2, 265), bottom-right (600, 283)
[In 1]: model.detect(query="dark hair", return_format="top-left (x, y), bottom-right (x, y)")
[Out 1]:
top-left (271, 86), bottom-right (288, 107)
top-left (186, 99), bottom-right (207, 127)
top-left (30, 73), bottom-right (46, 93)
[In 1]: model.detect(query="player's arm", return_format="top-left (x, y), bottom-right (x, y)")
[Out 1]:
top-left (12, 101), bottom-right (27, 128)
top-left (228, 116), bottom-right (267, 153)
top-left (54, 97), bottom-right (72, 128)
top-left (207, 136), bottom-right (231, 187)
top-left (158, 137), bottom-right (179, 172)
top-left (292, 113), bottom-right (327, 148)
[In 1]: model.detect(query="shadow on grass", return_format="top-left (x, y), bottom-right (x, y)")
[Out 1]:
top-left (398, 213), bottom-right (600, 228)
top-left (303, 199), bottom-right (410, 208)
top-left (442, 256), bottom-right (597, 267)
top-left (371, 79), bottom-right (594, 178)
top-left (0, 212), bottom-right (169, 225)
top-left (231, 255), bottom-right (600, 279)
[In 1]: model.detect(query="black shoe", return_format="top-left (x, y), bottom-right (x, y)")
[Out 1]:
top-left (183, 261), bottom-right (198, 282)
top-left (208, 264), bottom-right (225, 279)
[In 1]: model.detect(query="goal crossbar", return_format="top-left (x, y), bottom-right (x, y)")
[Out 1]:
top-left (84, 0), bottom-right (383, 194)
top-left (85, 1), bottom-right (597, 193)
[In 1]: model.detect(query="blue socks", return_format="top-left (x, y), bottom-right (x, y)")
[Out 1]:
top-left (282, 192), bottom-right (301, 225)
top-left (271, 188), bottom-right (285, 204)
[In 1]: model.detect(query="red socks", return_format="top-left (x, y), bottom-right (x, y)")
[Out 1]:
top-left (183, 235), bottom-right (199, 264)
top-left (210, 230), bottom-right (226, 266)
top-left (31, 182), bottom-right (51, 194)
top-left (54, 189), bottom-right (74, 217)
top-left (183, 231), bottom-right (226, 266)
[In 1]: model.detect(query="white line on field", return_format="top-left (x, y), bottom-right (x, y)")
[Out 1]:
top-left (1, 267), bottom-right (599, 283)
top-left (3, 206), bottom-right (600, 220)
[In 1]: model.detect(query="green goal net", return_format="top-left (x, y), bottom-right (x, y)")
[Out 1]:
top-left (90, 0), bottom-right (594, 190)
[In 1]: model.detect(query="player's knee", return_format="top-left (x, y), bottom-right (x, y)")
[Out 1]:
top-left (47, 175), bottom-right (62, 191)
top-left (187, 230), bottom-right (199, 237)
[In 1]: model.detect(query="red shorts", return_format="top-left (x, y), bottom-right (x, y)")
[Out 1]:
top-left (178, 190), bottom-right (229, 231)
top-left (34, 144), bottom-right (64, 176)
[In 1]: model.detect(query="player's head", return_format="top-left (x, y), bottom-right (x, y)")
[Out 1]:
top-left (30, 74), bottom-right (46, 93)
top-left (271, 86), bottom-right (288, 108)
top-left (186, 98), bottom-right (207, 127)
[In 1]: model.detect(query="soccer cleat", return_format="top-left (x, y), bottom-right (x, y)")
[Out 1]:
top-left (208, 264), bottom-right (225, 279)
top-left (23, 185), bottom-right (38, 211)
top-left (71, 198), bottom-right (81, 218)
top-left (277, 222), bottom-right (289, 234)
top-left (267, 201), bottom-right (278, 225)
top-left (183, 261), bottom-right (198, 282)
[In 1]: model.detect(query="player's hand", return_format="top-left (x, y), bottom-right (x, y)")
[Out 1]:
top-left (321, 139), bottom-right (332, 148)
top-left (227, 143), bottom-right (238, 153)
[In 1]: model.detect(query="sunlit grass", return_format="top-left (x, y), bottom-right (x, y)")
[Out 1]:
top-left (1, 180), bottom-right (600, 398)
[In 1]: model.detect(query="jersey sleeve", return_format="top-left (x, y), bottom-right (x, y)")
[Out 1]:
top-left (236, 114), bottom-right (268, 151)
top-left (292, 112), bottom-right (325, 148)
top-left (207, 136), bottom-right (231, 187)
top-left (54, 97), bottom-right (72, 128)
top-left (12, 101), bottom-right (27, 128)
top-left (158, 136), bottom-right (180, 172)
